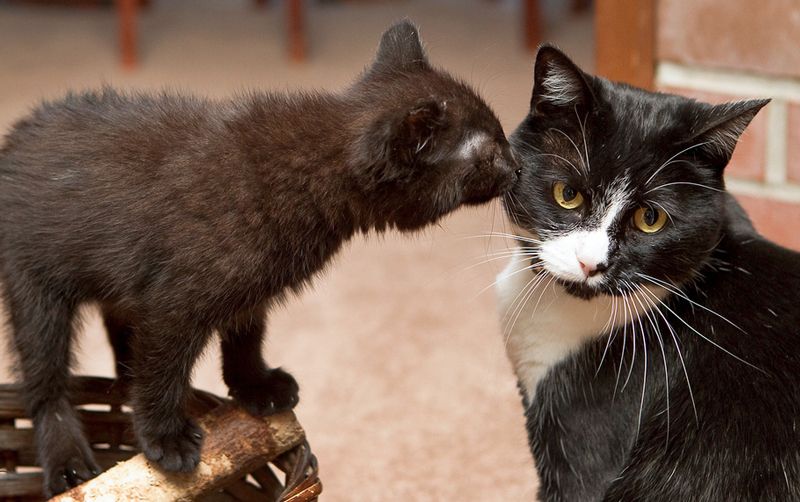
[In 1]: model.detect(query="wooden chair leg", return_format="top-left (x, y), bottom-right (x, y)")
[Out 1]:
top-left (571, 0), bottom-right (591, 14)
top-left (595, 0), bottom-right (656, 90)
top-left (524, 0), bottom-right (541, 53)
top-left (117, 0), bottom-right (137, 69)
top-left (287, 0), bottom-right (306, 62)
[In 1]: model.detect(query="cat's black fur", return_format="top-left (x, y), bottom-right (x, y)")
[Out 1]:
top-left (0, 21), bottom-right (518, 496)
top-left (506, 46), bottom-right (800, 501)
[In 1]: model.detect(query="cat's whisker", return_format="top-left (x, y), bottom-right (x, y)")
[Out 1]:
top-left (622, 281), bottom-right (645, 391)
top-left (613, 285), bottom-right (632, 398)
top-left (649, 200), bottom-right (675, 225)
top-left (620, 283), bottom-right (640, 390)
top-left (459, 252), bottom-right (539, 273)
top-left (645, 181), bottom-right (724, 194)
top-left (501, 270), bottom-right (541, 324)
top-left (500, 193), bottom-right (520, 227)
top-left (467, 247), bottom-right (539, 262)
top-left (636, 283), bottom-right (699, 424)
top-left (472, 243), bottom-right (538, 255)
top-left (596, 293), bottom-right (620, 376)
top-left (415, 134), bottom-right (430, 154)
top-left (474, 260), bottom-right (543, 298)
top-left (529, 273), bottom-right (557, 322)
top-left (598, 289), bottom-right (617, 339)
top-left (638, 280), bottom-right (765, 374)
top-left (644, 141), bottom-right (711, 186)
top-left (535, 153), bottom-right (582, 177)
top-left (503, 272), bottom-right (550, 348)
top-left (509, 191), bottom-right (540, 228)
top-left (502, 269), bottom-right (547, 330)
top-left (648, 291), bottom-right (671, 447)
top-left (465, 231), bottom-right (542, 245)
top-left (637, 273), bottom-right (745, 334)
top-left (479, 246), bottom-right (539, 256)
top-left (501, 280), bottom-right (539, 348)
top-left (550, 127), bottom-right (587, 173)
top-left (486, 198), bottom-right (498, 258)
top-left (629, 283), bottom-right (662, 438)
top-left (471, 252), bottom-right (539, 265)
top-left (575, 107), bottom-right (591, 174)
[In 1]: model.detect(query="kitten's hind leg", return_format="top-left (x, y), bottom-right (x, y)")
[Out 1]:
top-left (102, 306), bottom-right (135, 390)
top-left (220, 308), bottom-right (299, 416)
top-left (5, 282), bottom-right (100, 496)
top-left (130, 315), bottom-right (211, 473)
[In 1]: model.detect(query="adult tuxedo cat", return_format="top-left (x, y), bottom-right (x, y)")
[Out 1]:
top-left (0, 21), bottom-right (518, 496)
top-left (496, 46), bottom-right (799, 501)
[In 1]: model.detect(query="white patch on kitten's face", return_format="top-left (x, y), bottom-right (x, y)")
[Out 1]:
top-left (456, 131), bottom-right (489, 159)
top-left (539, 185), bottom-right (630, 287)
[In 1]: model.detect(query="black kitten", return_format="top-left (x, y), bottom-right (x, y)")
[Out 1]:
top-left (0, 21), bottom-right (517, 496)
top-left (496, 46), bottom-right (800, 501)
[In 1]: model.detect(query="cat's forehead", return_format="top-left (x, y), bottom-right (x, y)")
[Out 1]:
top-left (548, 85), bottom-right (700, 184)
top-left (598, 83), bottom-right (695, 144)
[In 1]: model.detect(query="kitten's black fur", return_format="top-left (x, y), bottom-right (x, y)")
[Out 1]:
top-left (0, 22), bottom-right (517, 496)
top-left (506, 46), bottom-right (800, 501)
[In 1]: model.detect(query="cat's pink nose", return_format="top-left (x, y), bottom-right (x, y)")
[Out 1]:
top-left (579, 260), bottom-right (599, 278)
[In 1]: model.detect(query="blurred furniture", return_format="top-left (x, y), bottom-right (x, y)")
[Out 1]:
top-left (524, 0), bottom-right (541, 52)
top-left (0, 376), bottom-right (321, 501)
top-left (524, 0), bottom-right (593, 52)
top-left (116, 0), bottom-right (306, 68)
top-left (595, 0), bottom-right (655, 89)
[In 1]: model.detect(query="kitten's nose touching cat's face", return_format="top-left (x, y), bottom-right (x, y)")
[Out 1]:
top-left (505, 46), bottom-right (768, 300)
top-left (349, 21), bottom-right (518, 231)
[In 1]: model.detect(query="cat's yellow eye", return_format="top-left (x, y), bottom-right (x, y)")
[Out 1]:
top-left (553, 181), bottom-right (584, 209)
top-left (633, 206), bottom-right (667, 233)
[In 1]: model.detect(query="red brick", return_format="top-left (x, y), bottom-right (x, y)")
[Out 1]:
top-left (788, 103), bottom-right (800, 183)
top-left (658, 87), bottom-right (768, 182)
top-left (658, 0), bottom-right (800, 79)
top-left (735, 194), bottom-right (800, 251)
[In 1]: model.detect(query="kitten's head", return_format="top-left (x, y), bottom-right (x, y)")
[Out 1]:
top-left (349, 21), bottom-right (519, 231)
top-left (505, 46), bottom-right (768, 299)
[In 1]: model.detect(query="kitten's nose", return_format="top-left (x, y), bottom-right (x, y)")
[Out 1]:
top-left (494, 152), bottom-right (519, 190)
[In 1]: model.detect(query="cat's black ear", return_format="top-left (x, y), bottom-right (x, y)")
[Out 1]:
top-left (372, 20), bottom-right (430, 72)
top-left (692, 99), bottom-right (770, 167)
top-left (531, 45), bottom-right (594, 114)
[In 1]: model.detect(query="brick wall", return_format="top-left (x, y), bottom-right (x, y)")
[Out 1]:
top-left (655, 0), bottom-right (800, 250)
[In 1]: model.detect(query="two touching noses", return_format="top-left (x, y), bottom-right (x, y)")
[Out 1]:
top-left (496, 143), bottom-right (522, 193)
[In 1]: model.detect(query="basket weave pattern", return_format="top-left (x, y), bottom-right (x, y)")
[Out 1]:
top-left (0, 376), bottom-right (321, 501)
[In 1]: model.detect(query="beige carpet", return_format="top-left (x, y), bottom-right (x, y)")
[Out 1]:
top-left (0, 1), bottom-right (593, 499)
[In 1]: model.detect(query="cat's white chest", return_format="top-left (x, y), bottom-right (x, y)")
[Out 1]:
top-left (495, 248), bottom-right (633, 402)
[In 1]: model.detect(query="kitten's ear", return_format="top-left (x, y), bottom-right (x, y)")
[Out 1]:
top-left (692, 99), bottom-right (770, 167)
top-left (531, 45), bottom-right (594, 114)
top-left (397, 99), bottom-right (446, 152)
top-left (372, 20), bottom-right (429, 72)
top-left (353, 99), bottom-right (446, 184)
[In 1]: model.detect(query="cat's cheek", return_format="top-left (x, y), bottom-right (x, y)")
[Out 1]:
top-left (539, 229), bottom-right (610, 283)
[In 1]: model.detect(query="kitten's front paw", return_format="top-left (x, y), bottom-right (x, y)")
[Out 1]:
top-left (43, 452), bottom-right (101, 497)
top-left (140, 418), bottom-right (204, 472)
top-left (229, 367), bottom-right (300, 416)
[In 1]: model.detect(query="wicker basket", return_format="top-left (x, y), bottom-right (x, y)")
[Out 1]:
top-left (0, 376), bottom-right (321, 501)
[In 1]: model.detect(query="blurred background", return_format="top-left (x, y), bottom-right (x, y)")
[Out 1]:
top-left (0, 0), bottom-right (797, 500)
